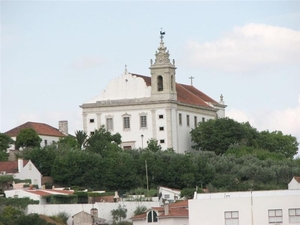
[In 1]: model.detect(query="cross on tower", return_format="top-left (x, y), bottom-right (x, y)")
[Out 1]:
top-left (160, 28), bottom-right (165, 41)
top-left (189, 76), bottom-right (194, 86)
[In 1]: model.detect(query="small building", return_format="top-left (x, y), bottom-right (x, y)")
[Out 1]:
top-left (131, 200), bottom-right (189, 225)
top-left (72, 211), bottom-right (107, 225)
top-left (0, 158), bottom-right (42, 188)
top-left (288, 176), bottom-right (300, 190)
top-left (189, 189), bottom-right (300, 225)
top-left (158, 186), bottom-right (182, 205)
top-left (5, 121), bottom-right (68, 150)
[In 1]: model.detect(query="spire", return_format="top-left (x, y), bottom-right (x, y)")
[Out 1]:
top-left (150, 30), bottom-right (175, 67)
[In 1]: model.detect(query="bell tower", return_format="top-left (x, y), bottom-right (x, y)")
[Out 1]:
top-left (150, 31), bottom-right (177, 101)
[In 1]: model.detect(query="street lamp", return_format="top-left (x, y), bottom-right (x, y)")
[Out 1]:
top-left (141, 134), bottom-right (144, 149)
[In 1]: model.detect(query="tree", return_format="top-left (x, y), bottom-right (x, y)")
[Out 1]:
top-left (75, 130), bottom-right (87, 149)
top-left (57, 136), bottom-right (79, 149)
top-left (0, 133), bottom-right (14, 152)
top-left (85, 126), bottom-right (122, 155)
top-left (190, 118), bottom-right (256, 155)
top-left (15, 128), bottom-right (41, 149)
top-left (146, 138), bottom-right (162, 152)
top-left (111, 204), bottom-right (127, 223)
top-left (134, 205), bottom-right (147, 216)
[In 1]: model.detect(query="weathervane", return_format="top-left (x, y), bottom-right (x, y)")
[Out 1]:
top-left (160, 28), bottom-right (165, 41)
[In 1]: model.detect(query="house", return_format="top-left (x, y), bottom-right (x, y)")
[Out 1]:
top-left (288, 176), bottom-right (300, 190)
top-left (131, 200), bottom-right (189, 225)
top-left (80, 33), bottom-right (226, 153)
top-left (4, 188), bottom-right (74, 204)
top-left (72, 211), bottom-right (107, 225)
top-left (189, 189), bottom-right (300, 225)
top-left (5, 121), bottom-right (68, 150)
top-left (0, 158), bottom-right (42, 188)
top-left (158, 186), bottom-right (182, 205)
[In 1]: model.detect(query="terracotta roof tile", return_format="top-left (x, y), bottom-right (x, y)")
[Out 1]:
top-left (0, 160), bottom-right (29, 173)
top-left (5, 122), bottom-right (66, 137)
top-left (133, 74), bottom-right (218, 109)
top-left (26, 190), bottom-right (52, 197)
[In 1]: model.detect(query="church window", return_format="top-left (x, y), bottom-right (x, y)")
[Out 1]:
top-left (202, 117), bottom-right (205, 123)
top-left (106, 118), bottom-right (113, 131)
top-left (179, 113), bottom-right (182, 125)
top-left (159, 127), bottom-right (164, 131)
top-left (157, 76), bottom-right (163, 91)
top-left (89, 119), bottom-right (94, 123)
top-left (187, 115), bottom-right (190, 126)
top-left (44, 140), bottom-right (48, 146)
top-left (147, 210), bottom-right (158, 223)
top-left (140, 115), bottom-right (147, 128)
top-left (171, 75), bottom-right (174, 91)
top-left (194, 116), bottom-right (198, 127)
top-left (160, 140), bottom-right (165, 144)
top-left (90, 131), bottom-right (94, 135)
top-left (159, 115), bottom-right (164, 119)
top-left (123, 117), bottom-right (130, 129)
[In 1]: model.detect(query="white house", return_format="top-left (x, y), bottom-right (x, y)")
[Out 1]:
top-left (158, 186), bottom-right (182, 205)
top-left (0, 158), bottom-right (42, 188)
top-left (4, 189), bottom-right (74, 205)
top-left (288, 176), bottom-right (300, 190)
top-left (189, 190), bottom-right (300, 225)
top-left (80, 33), bottom-right (226, 153)
top-left (131, 200), bottom-right (189, 225)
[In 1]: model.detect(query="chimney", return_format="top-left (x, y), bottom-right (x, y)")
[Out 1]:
top-left (59, 121), bottom-right (68, 136)
top-left (164, 201), bottom-right (169, 215)
top-left (18, 158), bottom-right (23, 172)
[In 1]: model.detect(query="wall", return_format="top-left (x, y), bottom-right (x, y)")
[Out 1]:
top-left (27, 201), bottom-right (160, 225)
top-left (288, 178), bottom-right (300, 190)
top-left (189, 190), bottom-right (300, 225)
top-left (14, 160), bottom-right (42, 187)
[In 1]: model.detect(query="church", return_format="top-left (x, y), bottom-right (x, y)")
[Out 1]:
top-left (80, 32), bottom-right (226, 153)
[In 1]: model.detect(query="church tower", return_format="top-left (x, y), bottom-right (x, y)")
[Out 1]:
top-left (150, 31), bottom-right (177, 101)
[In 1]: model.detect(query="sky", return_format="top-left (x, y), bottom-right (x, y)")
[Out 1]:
top-left (1, 1), bottom-right (300, 153)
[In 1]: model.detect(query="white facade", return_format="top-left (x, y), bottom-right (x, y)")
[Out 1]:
top-left (189, 190), bottom-right (300, 225)
top-left (158, 186), bottom-right (181, 205)
top-left (13, 159), bottom-right (42, 187)
top-left (288, 176), bottom-right (300, 190)
top-left (81, 35), bottom-right (226, 153)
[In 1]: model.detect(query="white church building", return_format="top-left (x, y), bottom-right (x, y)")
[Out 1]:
top-left (80, 33), bottom-right (226, 153)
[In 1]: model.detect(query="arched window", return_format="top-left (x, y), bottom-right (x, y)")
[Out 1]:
top-left (157, 76), bottom-right (163, 91)
top-left (171, 75), bottom-right (174, 91)
top-left (147, 210), bottom-right (158, 222)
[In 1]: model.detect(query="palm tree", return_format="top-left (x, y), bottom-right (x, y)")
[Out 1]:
top-left (75, 130), bottom-right (87, 150)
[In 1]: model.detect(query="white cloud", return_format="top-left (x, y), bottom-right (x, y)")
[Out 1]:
top-left (185, 23), bottom-right (300, 72)
top-left (227, 94), bottom-right (300, 143)
top-left (72, 56), bottom-right (107, 69)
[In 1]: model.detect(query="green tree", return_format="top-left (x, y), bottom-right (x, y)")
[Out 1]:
top-left (0, 133), bottom-right (14, 152)
top-left (146, 138), bottom-right (162, 152)
top-left (57, 135), bottom-right (79, 149)
top-left (134, 205), bottom-right (147, 216)
top-left (190, 118), bottom-right (256, 155)
top-left (85, 126), bottom-right (122, 155)
top-left (256, 130), bottom-right (299, 158)
top-left (15, 128), bottom-right (41, 149)
top-left (75, 130), bottom-right (87, 149)
top-left (111, 204), bottom-right (127, 223)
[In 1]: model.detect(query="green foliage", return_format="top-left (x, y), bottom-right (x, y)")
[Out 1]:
top-left (0, 197), bottom-right (39, 209)
top-left (50, 212), bottom-right (69, 224)
top-left (134, 205), bottom-right (147, 216)
top-left (180, 188), bottom-right (201, 199)
top-left (57, 136), bottom-right (79, 149)
top-left (75, 130), bottom-right (87, 149)
top-left (50, 194), bottom-right (78, 204)
top-left (0, 175), bottom-right (14, 183)
top-left (146, 138), bottom-right (162, 152)
top-left (16, 128), bottom-right (42, 149)
top-left (88, 192), bottom-right (115, 197)
top-left (191, 118), bottom-right (299, 158)
top-left (0, 133), bottom-right (14, 152)
top-left (111, 204), bottom-right (127, 223)
top-left (0, 151), bottom-right (8, 161)
top-left (85, 126), bottom-right (122, 156)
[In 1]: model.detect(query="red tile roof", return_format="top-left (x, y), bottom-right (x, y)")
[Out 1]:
top-left (0, 160), bottom-right (29, 173)
top-left (131, 200), bottom-right (189, 220)
top-left (26, 190), bottom-right (52, 197)
top-left (133, 74), bottom-right (220, 109)
top-left (26, 189), bottom-right (74, 197)
top-left (5, 122), bottom-right (66, 137)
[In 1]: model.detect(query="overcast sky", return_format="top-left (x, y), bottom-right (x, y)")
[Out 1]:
top-left (1, 1), bottom-right (300, 152)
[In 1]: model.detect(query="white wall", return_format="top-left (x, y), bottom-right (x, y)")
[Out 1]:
top-left (189, 190), bottom-right (300, 225)
top-left (14, 160), bottom-right (42, 187)
top-left (27, 201), bottom-right (160, 225)
top-left (288, 178), bottom-right (300, 190)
